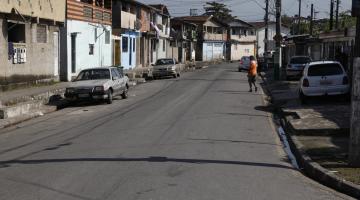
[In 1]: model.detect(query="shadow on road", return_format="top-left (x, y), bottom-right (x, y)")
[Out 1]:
top-left (1, 156), bottom-right (295, 170)
top-left (188, 138), bottom-right (280, 146)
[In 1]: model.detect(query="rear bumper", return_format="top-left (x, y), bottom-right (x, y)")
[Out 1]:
top-left (301, 85), bottom-right (350, 96)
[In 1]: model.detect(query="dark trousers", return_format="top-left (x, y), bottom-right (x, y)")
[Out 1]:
top-left (248, 75), bottom-right (257, 89)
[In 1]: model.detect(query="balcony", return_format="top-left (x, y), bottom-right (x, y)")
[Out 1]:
top-left (231, 35), bottom-right (256, 42)
top-left (204, 33), bottom-right (225, 41)
top-left (121, 11), bottom-right (137, 30)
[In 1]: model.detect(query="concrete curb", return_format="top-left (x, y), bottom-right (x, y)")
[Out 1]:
top-left (285, 127), bottom-right (360, 199)
top-left (260, 71), bottom-right (360, 199)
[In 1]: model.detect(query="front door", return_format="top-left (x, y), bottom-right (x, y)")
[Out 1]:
top-left (114, 40), bottom-right (121, 66)
top-left (129, 38), bottom-right (132, 66)
top-left (53, 32), bottom-right (59, 76)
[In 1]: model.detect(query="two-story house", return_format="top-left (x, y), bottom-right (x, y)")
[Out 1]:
top-left (250, 21), bottom-right (290, 58)
top-left (176, 16), bottom-right (228, 62)
top-left (0, 0), bottom-right (66, 85)
top-left (112, 0), bottom-right (142, 69)
top-left (149, 4), bottom-right (171, 63)
top-left (170, 18), bottom-right (197, 63)
top-left (60, 0), bottom-right (112, 81)
top-left (227, 19), bottom-right (257, 61)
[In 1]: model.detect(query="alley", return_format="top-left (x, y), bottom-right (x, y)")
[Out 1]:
top-left (0, 63), bottom-right (352, 200)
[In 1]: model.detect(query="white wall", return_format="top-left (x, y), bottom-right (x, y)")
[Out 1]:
top-left (66, 20), bottom-right (112, 80)
top-left (231, 43), bottom-right (255, 60)
top-left (257, 24), bottom-right (290, 57)
top-left (157, 38), bottom-right (167, 60)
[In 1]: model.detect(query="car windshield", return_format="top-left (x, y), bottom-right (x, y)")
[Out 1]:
top-left (75, 69), bottom-right (111, 81)
top-left (308, 64), bottom-right (343, 76)
top-left (290, 57), bottom-right (311, 64)
top-left (156, 59), bottom-right (175, 65)
top-left (241, 57), bottom-right (250, 61)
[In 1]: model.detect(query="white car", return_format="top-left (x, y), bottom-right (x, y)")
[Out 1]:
top-left (299, 61), bottom-right (350, 103)
top-left (65, 67), bottom-right (129, 104)
top-left (238, 56), bottom-right (251, 71)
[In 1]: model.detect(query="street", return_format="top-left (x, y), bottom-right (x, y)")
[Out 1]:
top-left (0, 63), bottom-right (352, 200)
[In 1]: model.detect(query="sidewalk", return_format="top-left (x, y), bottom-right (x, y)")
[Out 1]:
top-left (261, 68), bottom-right (359, 198)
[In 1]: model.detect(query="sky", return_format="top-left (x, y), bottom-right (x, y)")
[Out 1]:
top-left (138, 0), bottom-right (353, 22)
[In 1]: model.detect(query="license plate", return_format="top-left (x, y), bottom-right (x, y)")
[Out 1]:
top-left (78, 94), bottom-right (90, 98)
top-left (320, 80), bottom-right (332, 85)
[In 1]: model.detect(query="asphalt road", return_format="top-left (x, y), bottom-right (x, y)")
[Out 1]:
top-left (0, 63), bottom-right (353, 200)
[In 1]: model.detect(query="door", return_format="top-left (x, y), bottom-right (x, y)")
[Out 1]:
top-left (114, 40), bottom-right (121, 66)
top-left (53, 32), bottom-right (59, 76)
top-left (129, 38), bottom-right (132, 66)
top-left (71, 34), bottom-right (77, 73)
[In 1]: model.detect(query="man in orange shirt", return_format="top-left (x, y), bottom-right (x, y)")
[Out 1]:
top-left (248, 56), bottom-right (258, 92)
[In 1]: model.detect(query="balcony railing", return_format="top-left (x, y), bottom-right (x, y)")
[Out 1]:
top-left (204, 33), bottom-right (225, 41)
top-left (121, 11), bottom-right (138, 30)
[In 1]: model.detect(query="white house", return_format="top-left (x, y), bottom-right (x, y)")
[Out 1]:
top-left (250, 22), bottom-right (290, 58)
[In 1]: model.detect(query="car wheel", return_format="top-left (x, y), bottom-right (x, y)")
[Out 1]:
top-left (300, 91), bottom-right (308, 105)
top-left (177, 73), bottom-right (180, 78)
top-left (121, 86), bottom-right (128, 99)
top-left (173, 74), bottom-right (177, 78)
top-left (107, 90), bottom-right (113, 104)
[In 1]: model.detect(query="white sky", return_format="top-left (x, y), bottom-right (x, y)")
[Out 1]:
top-left (138, 0), bottom-right (353, 22)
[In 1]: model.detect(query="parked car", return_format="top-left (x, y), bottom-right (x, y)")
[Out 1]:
top-left (65, 67), bottom-right (129, 104)
top-left (152, 58), bottom-right (181, 79)
top-left (299, 61), bottom-right (350, 103)
top-left (238, 56), bottom-right (251, 71)
top-left (286, 56), bottom-right (312, 79)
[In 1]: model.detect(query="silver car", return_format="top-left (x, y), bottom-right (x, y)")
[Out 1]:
top-left (152, 58), bottom-right (181, 79)
top-left (65, 67), bottom-right (129, 104)
top-left (286, 56), bottom-right (312, 79)
top-left (238, 56), bottom-right (251, 71)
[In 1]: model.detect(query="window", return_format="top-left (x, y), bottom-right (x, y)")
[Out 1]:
top-left (232, 29), bottom-right (236, 35)
top-left (89, 44), bottom-right (94, 55)
top-left (8, 22), bottom-right (26, 43)
top-left (133, 38), bottom-right (135, 52)
top-left (163, 40), bottom-right (166, 51)
top-left (122, 37), bottom-right (128, 52)
top-left (111, 69), bottom-right (120, 79)
top-left (308, 64), bottom-right (344, 76)
top-left (105, 30), bottom-right (110, 44)
top-left (36, 25), bottom-right (47, 43)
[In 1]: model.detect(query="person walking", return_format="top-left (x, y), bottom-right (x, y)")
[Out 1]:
top-left (248, 56), bottom-right (258, 92)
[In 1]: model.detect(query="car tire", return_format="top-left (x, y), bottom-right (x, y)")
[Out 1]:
top-left (177, 73), bottom-right (180, 78)
top-left (121, 86), bottom-right (128, 99)
top-left (107, 90), bottom-right (113, 104)
top-left (173, 74), bottom-right (177, 78)
top-left (300, 91), bottom-right (308, 105)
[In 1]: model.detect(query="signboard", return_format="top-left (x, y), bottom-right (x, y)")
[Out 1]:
top-left (353, 0), bottom-right (360, 16)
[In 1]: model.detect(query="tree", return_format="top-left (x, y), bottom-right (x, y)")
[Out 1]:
top-left (203, 1), bottom-right (236, 23)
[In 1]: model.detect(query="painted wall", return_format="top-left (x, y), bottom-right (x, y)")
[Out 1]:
top-left (257, 24), bottom-right (290, 57)
top-left (121, 31), bottom-right (138, 69)
top-left (0, 0), bottom-right (66, 22)
top-left (0, 15), bottom-right (60, 84)
top-left (64, 20), bottom-right (112, 80)
top-left (203, 42), bottom-right (224, 61)
top-left (157, 38), bottom-right (167, 60)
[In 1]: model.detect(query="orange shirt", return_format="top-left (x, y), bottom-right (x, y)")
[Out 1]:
top-left (249, 60), bottom-right (258, 76)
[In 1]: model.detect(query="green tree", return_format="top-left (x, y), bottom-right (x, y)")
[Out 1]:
top-left (203, 1), bottom-right (236, 23)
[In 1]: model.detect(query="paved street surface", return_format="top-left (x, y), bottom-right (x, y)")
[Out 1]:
top-left (0, 63), bottom-right (352, 200)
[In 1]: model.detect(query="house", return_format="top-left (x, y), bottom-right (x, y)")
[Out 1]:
top-left (112, 0), bottom-right (141, 69)
top-left (227, 19), bottom-right (257, 61)
top-left (0, 0), bottom-right (66, 85)
top-left (60, 0), bottom-right (112, 81)
top-left (149, 4), bottom-right (171, 63)
top-left (250, 21), bottom-right (290, 58)
top-left (170, 18), bottom-right (198, 63)
top-left (176, 16), bottom-right (228, 62)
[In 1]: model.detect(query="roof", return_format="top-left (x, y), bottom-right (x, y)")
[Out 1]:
top-left (309, 61), bottom-right (341, 65)
top-left (171, 18), bottom-right (197, 27)
top-left (228, 19), bottom-right (253, 28)
top-left (149, 4), bottom-right (170, 16)
top-left (174, 16), bottom-right (228, 27)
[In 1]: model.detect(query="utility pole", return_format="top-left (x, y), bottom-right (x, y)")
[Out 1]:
top-left (310, 4), bottom-right (314, 36)
top-left (330, 0), bottom-right (334, 30)
top-left (297, 0), bottom-right (302, 34)
top-left (349, 0), bottom-right (360, 166)
top-left (264, 0), bottom-right (269, 66)
top-left (335, 0), bottom-right (340, 29)
top-left (274, 0), bottom-right (282, 80)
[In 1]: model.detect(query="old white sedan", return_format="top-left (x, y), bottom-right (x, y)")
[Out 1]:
top-left (65, 67), bottom-right (129, 104)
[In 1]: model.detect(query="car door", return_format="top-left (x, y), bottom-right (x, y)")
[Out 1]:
top-left (116, 68), bottom-right (126, 90)
top-left (111, 68), bottom-right (122, 95)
